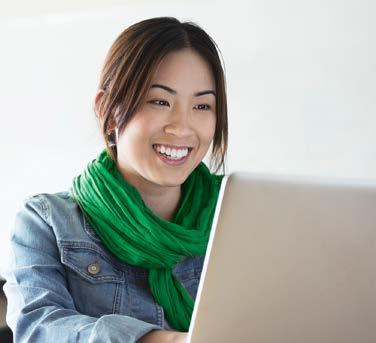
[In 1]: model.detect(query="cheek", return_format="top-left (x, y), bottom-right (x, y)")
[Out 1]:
top-left (199, 114), bottom-right (216, 143)
top-left (120, 115), bottom-right (158, 143)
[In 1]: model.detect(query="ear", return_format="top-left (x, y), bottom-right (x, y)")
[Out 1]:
top-left (94, 89), bottom-right (105, 121)
top-left (94, 89), bottom-right (119, 137)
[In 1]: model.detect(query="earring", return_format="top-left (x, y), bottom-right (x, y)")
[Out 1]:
top-left (107, 130), bottom-right (116, 147)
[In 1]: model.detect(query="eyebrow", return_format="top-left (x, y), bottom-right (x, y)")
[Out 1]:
top-left (150, 84), bottom-right (216, 97)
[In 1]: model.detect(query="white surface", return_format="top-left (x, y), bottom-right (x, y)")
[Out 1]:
top-left (189, 173), bottom-right (376, 342)
top-left (1, 0), bottom-right (375, 273)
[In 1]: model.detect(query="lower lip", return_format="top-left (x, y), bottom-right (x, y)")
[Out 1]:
top-left (153, 146), bottom-right (192, 166)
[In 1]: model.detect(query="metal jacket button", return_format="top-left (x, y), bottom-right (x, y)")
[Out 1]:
top-left (87, 262), bottom-right (101, 275)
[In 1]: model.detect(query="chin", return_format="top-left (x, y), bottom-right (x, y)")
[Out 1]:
top-left (156, 178), bottom-right (186, 187)
top-left (152, 172), bottom-right (189, 187)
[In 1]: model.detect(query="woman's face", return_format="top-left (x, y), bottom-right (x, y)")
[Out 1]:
top-left (114, 48), bottom-right (217, 188)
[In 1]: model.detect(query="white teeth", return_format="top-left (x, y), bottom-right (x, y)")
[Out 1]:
top-left (153, 144), bottom-right (189, 159)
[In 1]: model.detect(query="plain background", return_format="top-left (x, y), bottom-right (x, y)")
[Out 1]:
top-left (1, 0), bottom-right (375, 272)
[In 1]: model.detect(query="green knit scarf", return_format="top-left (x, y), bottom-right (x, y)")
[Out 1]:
top-left (69, 148), bottom-right (224, 331)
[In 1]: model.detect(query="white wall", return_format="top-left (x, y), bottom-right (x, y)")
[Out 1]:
top-left (1, 0), bottom-right (375, 273)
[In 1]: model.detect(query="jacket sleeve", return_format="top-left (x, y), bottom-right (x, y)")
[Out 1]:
top-left (3, 195), bottom-right (163, 343)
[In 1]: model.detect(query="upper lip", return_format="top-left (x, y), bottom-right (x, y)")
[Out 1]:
top-left (153, 143), bottom-right (193, 150)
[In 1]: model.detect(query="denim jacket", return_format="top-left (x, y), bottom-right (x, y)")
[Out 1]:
top-left (3, 191), bottom-right (205, 342)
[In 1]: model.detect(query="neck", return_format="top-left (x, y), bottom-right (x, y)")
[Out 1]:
top-left (116, 163), bottom-right (182, 221)
top-left (142, 186), bottom-right (182, 221)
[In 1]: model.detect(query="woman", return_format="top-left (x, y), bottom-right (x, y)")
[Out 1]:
top-left (3, 16), bottom-right (228, 343)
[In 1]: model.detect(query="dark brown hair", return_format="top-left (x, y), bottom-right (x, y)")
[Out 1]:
top-left (96, 16), bottom-right (228, 174)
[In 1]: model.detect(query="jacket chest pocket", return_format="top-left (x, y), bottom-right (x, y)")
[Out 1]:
top-left (173, 256), bottom-right (204, 301)
top-left (60, 243), bottom-right (125, 317)
top-left (175, 270), bottom-right (202, 301)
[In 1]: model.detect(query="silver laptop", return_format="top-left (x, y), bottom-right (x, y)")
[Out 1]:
top-left (187, 172), bottom-right (376, 343)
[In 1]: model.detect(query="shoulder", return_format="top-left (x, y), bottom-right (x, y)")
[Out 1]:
top-left (15, 190), bottom-right (91, 243)
top-left (19, 191), bottom-right (80, 226)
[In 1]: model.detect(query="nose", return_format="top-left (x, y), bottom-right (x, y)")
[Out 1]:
top-left (163, 106), bottom-right (194, 137)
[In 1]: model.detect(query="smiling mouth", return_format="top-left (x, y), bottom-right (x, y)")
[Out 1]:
top-left (152, 144), bottom-right (193, 165)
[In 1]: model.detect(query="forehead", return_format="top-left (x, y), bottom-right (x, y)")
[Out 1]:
top-left (149, 48), bottom-right (215, 91)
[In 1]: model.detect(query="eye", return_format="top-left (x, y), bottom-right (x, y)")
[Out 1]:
top-left (148, 100), bottom-right (170, 107)
top-left (194, 104), bottom-right (211, 111)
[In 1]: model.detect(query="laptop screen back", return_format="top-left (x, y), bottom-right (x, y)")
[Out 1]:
top-left (188, 173), bottom-right (376, 343)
